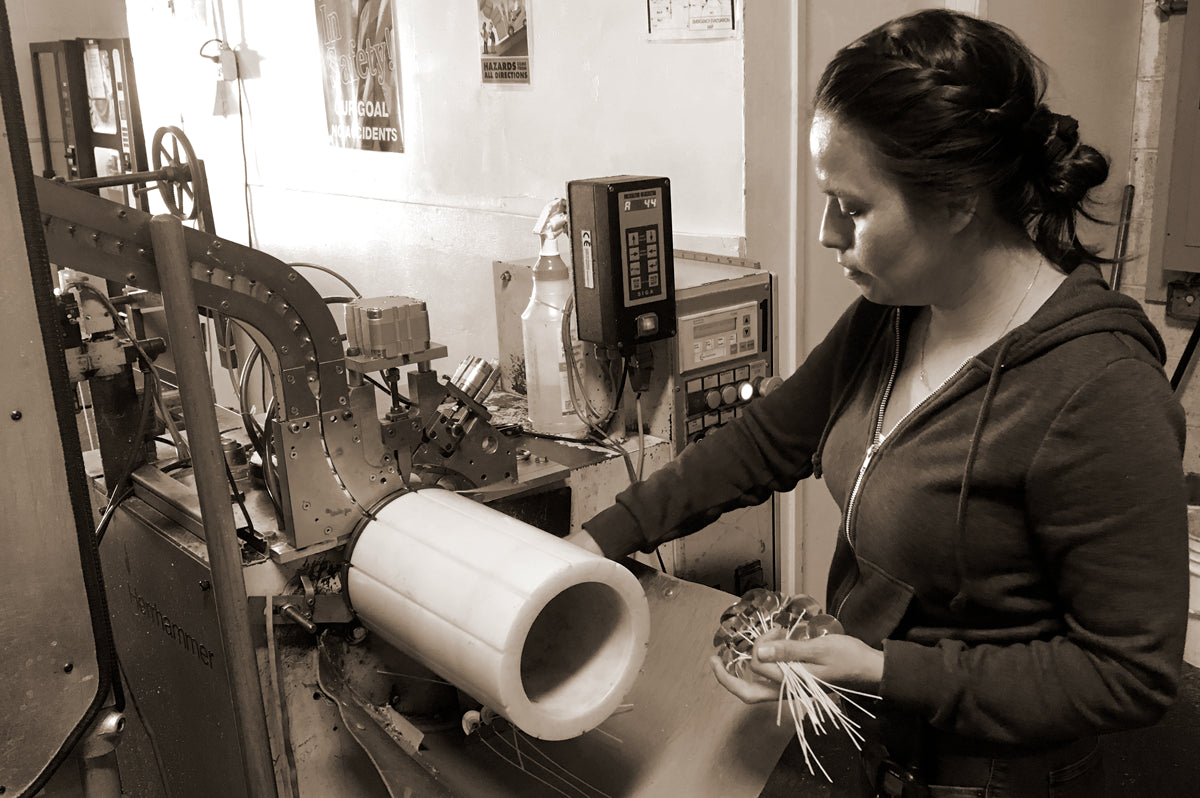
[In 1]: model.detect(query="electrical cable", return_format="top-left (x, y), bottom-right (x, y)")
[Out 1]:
top-left (68, 282), bottom-right (191, 462)
top-left (289, 262), bottom-right (363, 298)
top-left (235, 50), bottom-right (255, 248)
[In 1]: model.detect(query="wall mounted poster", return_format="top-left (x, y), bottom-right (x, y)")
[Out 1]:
top-left (315, 0), bottom-right (405, 152)
top-left (479, 0), bottom-right (530, 84)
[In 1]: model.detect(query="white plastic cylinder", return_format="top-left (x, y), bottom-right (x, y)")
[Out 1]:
top-left (346, 488), bottom-right (650, 740)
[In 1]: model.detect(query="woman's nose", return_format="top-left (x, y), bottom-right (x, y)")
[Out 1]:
top-left (819, 197), bottom-right (851, 252)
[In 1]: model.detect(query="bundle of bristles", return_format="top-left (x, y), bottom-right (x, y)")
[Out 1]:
top-left (712, 588), bottom-right (880, 782)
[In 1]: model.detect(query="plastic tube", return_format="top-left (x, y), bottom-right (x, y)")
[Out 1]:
top-left (346, 488), bottom-right (650, 740)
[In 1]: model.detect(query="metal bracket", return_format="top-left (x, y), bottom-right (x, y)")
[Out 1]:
top-left (1157, 0), bottom-right (1188, 15)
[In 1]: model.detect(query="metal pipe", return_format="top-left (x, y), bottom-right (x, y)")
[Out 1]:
top-left (148, 214), bottom-right (280, 798)
top-left (63, 165), bottom-right (188, 191)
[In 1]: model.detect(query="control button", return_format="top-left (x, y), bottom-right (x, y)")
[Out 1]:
top-left (636, 313), bottom-right (659, 336)
top-left (648, 244), bottom-right (658, 258)
top-left (754, 375), bottom-right (784, 397)
top-left (648, 273), bottom-right (659, 288)
top-left (721, 385), bottom-right (737, 405)
top-left (706, 390), bottom-right (722, 410)
top-left (630, 263), bottom-right (641, 276)
top-left (702, 374), bottom-right (719, 390)
top-left (647, 228), bottom-right (657, 243)
top-left (631, 276), bottom-right (642, 290)
top-left (743, 314), bottom-right (751, 325)
top-left (648, 258), bottom-right (659, 272)
top-left (735, 366), bottom-right (750, 381)
top-left (743, 327), bottom-right (752, 339)
top-left (628, 232), bottom-right (639, 246)
top-left (686, 378), bottom-right (703, 393)
top-left (628, 247), bottom-right (640, 261)
top-left (718, 369), bottom-right (735, 384)
top-left (738, 381), bottom-right (755, 402)
top-left (687, 417), bottom-right (704, 435)
top-left (704, 411), bottom-right (720, 428)
top-left (704, 339), bottom-right (715, 351)
top-left (720, 409), bottom-right (736, 424)
top-left (716, 335), bottom-right (725, 348)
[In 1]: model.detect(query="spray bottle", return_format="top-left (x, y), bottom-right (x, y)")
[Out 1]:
top-left (522, 198), bottom-right (587, 436)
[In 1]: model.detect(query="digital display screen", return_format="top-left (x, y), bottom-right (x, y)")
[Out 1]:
top-left (695, 317), bottom-right (736, 338)
top-left (623, 196), bottom-right (658, 212)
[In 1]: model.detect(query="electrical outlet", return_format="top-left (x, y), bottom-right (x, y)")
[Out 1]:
top-left (217, 47), bottom-right (238, 82)
top-left (1167, 281), bottom-right (1200, 322)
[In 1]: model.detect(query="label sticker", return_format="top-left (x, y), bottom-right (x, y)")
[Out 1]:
top-left (581, 230), bottom-right (594, 289)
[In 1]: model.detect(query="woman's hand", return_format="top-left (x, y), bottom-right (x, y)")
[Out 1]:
top-left (711, 629), bottom-right (885, 704)
top-left (756, 634), bottom-right (884, 692)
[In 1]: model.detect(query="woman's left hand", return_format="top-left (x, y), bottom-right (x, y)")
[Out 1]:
top-left (711, 632), bottom-right (885, 704)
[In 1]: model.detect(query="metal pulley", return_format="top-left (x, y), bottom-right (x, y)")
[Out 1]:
top-left (151, 125), bottom-right (200, 221)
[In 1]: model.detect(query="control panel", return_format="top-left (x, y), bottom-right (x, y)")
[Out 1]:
top-left (568, 176), bottom-right (676, 353)
top-left (672, 259), bottom-right (776, 451)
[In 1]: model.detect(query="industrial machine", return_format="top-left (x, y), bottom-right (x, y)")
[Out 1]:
top-left (3, 148), bottom-right (794, 797)
top-left (494, 251), bottom-right (779, 593)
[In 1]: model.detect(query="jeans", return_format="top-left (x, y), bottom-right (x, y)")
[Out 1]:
top-left (839, 736), bottom-right (1105, 798)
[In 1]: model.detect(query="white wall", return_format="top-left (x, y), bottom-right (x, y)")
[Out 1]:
top-left (122, 0), bottom-right (746, 366)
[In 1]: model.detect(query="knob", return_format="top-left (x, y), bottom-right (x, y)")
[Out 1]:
top-left (705, 390), bottom-right (722, 410)
top-left (721, 385), bottom-right (738, 405)
top-left (737, 381), bottom-right (755, 402)
top-left (754, 375), bottom-right (784, 397)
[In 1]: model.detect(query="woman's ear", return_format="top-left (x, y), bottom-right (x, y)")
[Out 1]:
top-left (940, 193), bottom-right (979, 234)
top-left (945, 193), bottom-right (979, 235)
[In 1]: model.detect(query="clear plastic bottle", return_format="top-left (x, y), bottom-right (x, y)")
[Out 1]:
top-left (522, 225), bottom-right (586, 436)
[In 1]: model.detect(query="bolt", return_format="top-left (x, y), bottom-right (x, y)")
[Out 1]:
top-left (10, 410), bottom-right (21, 421)
top-left (63, 662), bottom-right (73, 674)
top-left (501, 270), bottom-right (512, 283)
top-left (280, 346), bottom-right (289, 355)
top-left (199, 580), bottom-right (212, 591)
top-left (91, 233), bottom-right (100, 244)
top-left (516, 448), bottom-right (530, 461)
top-left (290, 406), bottom-right (299, 415)
top-left (290, 423), bottom-right (301, 433)
top-left (117, 209), bottom-right (127, 219)
top-left (126, 272), bottom-right (137, 283)
top-left (335, 365), bottom-right (344, 375)
top-left (67, 224), bottom-right (76, 235)
top-left (290, 451), bottom-right (298, 459)
top-left (220, 300), bottom-right (230, 310)
top-left (287, 375), bottom-right (296, 385)
top-left (324, 526), bottom-right (333, 535)
top-left (288, 272), bottom-right (297, 282)
top-left (307, 374), bottom-right (316, 383)
top-left (211, 240), bottom-right (222, 250)
top-left (369, 473), bottom-right (377, 481)
top-left (663, 587), bottom-right (676, 599)
top-left (302, 501), bottom-right (311, 510)
top-left (347, 626), bottom-right (368, 644)
top-left (338, 396), bottom-right (348, 406)
top-left (343, 410), bottom-right (353, 420)
top-left (353, 436), bottom-right (361, 444)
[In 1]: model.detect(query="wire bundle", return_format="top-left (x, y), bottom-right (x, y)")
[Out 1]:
top-left (712, 589), bottom-right (880, 782)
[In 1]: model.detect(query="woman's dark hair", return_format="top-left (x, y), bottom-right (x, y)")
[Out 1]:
top-left (814, 9), bottom-right (1110, 271)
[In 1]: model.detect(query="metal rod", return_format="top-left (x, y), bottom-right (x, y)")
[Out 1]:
top-left (148, 214), bottom-right (280, 798)
top-left (1110, 183), bottom-right (1135, 292)
top-left (62, 165), bottom-right (187, 191)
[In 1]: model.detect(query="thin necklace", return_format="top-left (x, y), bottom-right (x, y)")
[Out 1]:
top-left (918, 260), bottom-right (1043, 391)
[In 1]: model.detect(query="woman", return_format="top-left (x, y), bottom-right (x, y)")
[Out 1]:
top-left (569, 9), bottom-right (1188, 796)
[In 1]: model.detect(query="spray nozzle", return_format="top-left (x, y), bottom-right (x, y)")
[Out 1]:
top-left (533, 198), bottom-right (568, 253)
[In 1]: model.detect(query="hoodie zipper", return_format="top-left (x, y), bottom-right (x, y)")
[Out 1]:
top-left (834, 311), bottom-right (972, 619)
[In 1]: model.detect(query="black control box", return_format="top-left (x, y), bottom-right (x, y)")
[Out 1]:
top-left (567, 176), bottom-right (676, 353)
